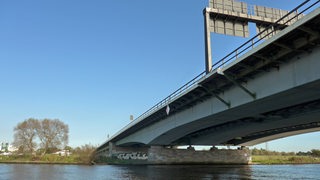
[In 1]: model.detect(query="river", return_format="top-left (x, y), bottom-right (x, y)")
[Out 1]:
top-left (0, 164), bottom-right (319, 179)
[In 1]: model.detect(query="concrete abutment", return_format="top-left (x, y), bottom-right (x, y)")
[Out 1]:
top-left (96, 145), bottom-right (251, 165)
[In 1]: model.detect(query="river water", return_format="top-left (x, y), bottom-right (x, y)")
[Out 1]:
top-left (0, 164), bottom-right (319, 180)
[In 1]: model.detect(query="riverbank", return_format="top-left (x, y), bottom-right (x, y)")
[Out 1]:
top-left (2, 154), bottom-right (320, 165)
top-left (252, 155), bottom-right (320, 164)
top-left (0, 154), bottom-right (92, 165)
top-left (0, 161), bottom-right (85, 165)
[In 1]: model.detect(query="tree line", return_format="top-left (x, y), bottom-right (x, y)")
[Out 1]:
top-left (251, 148), bottom-right (320, 157)
top-left (13, 118), bottom-right (68, 156)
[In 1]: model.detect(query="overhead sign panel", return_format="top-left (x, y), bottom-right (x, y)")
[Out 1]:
top-left (254, 6), bottom-right (287, 20)
top-left (208, 0), bottom-right (249, 38)
top-left (210, 0), bottom-right (247, 14)
top-left (254, 5), bottom-right (301, 24)
top-left (254, 5), bottom-right (302, 39)
top-left (208, 18), bottom-right (249, 38)
top-left (256, 24), bottom-right (281, 39)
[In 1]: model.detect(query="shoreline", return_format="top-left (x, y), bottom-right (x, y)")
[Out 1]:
top-left (250, 162), bottom-right (320, 165)
top-left (1, 160), bottom-right (320, 166)
top-left (0, 153), bottom-right (94, 165)
top-left (252, 155), bottom-right (320, 165)
top-left (1, 155), bottom-right (319, 166)
top-left (0, 161), bottom-right (89, 165)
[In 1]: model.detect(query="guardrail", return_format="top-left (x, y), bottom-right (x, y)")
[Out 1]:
top-left (105, 0), bottom-right (319, 144)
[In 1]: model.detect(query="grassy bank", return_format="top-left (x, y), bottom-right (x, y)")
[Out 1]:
top-left (252, 155), bottom-right (320, 164)
top-left (2, 154), bottom-right (320, 165)
top-left (0, 154), bottom-right (92, 165)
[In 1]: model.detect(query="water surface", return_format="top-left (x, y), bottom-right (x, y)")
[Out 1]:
top-left (0, 164), bottom-right (319, 179)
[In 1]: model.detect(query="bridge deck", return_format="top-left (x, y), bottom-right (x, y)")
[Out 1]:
top-left (97, 4), bottom-right (320, 151)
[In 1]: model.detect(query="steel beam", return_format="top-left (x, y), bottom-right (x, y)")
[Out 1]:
top-left (222, 72), bottom-right (256, 99)
top-left (199, 85), bottom-right (231, 108)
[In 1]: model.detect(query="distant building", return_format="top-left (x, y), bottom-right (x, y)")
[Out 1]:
top-left (8, 145), bottom-right (18, 152)
top-left (0, 142), bottom-right (9, 152)
top-left (52, 150), bottom-right (72, 156)
top-left (0, 142), bottom-right (18, 154)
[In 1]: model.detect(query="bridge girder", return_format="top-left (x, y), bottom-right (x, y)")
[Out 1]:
top-left (97, 6), bottom-right (320, 152)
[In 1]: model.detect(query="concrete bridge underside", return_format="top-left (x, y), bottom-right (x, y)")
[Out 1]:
top-left (98, 8), bottom-right (320, 151)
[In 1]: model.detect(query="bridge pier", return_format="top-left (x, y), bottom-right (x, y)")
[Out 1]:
top-left (95, 144), bottom-right (251, 165)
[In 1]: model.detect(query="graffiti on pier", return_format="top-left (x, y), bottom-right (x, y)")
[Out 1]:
top-left (117, 152), bottom-right (148, 160)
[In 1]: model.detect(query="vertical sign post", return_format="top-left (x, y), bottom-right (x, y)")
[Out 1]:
top-left (204, 9), bottom-right (212, 74)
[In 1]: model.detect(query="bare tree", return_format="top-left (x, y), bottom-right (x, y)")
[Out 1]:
top-left (13, 118), bottom-right (39, 153)
top-left (36, 119), bottom-right (69, 156)
top-left (73, 144), bottom-right (97, 164)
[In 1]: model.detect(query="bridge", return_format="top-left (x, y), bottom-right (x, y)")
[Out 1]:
top-left (96, 0), bottom-right (320, 164)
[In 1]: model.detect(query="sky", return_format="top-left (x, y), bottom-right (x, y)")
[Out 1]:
top-left (0, 0), bottom-right (319, 152)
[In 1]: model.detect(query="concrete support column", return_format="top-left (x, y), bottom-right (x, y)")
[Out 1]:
top-left (108, 142), bottom-right (114, 157)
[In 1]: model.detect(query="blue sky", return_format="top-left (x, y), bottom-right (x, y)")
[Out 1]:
top-left (0, 0), bottom-right (319, 152)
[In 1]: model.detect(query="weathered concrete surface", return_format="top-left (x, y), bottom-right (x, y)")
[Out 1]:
top-left (96, 146), bottom-right (251, 165)
top-left (148, 146), bottom-right (251, 165)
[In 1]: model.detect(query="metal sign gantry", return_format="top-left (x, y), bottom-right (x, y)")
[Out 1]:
top-left (204, 0), bottom-right (302, 73)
